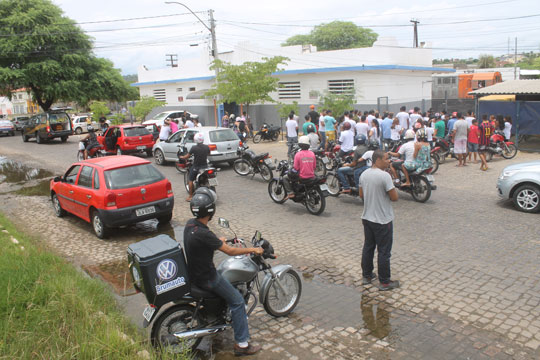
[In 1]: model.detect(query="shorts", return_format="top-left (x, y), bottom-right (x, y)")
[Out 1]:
top-left (188, 167), bottom-right (201, 181)
top-left (467, 142), bottom-right (479, 152)
top-left (478, 145), bottom-right (487, 153)
top-left (454, 139), bottom-right (467, 154)
top-left (326, 131), bottom-right (336, 141)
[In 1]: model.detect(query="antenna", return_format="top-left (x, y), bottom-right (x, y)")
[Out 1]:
top-left (410, 19), bottom-right (420, 48)
top-left (165, 54), bottom-right (178, 68)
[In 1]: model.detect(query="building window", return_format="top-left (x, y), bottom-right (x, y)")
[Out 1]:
top-left (176, 88), bottom-right (183, 92)
top-left (442, 77), bottom-right (451, 84)
top-left (328, 79), bottom-right (354, 95)
top-left (153, 89), bottom-right (166, 101)
top-left (451, 77), bottom-right (456, 84)
top-left (278, 81), bottom-right (301, 99)
top-left (437, 78), bottom-right (442, 84)
top-left (189, 87), bottom-right (196, 92)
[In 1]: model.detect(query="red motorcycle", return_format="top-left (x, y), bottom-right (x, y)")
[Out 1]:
top-left (486, 130), bottom-right (518, 162)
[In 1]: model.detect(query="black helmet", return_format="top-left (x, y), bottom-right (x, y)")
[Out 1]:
top-left (416, 128), bottom-right (427, 141)
top-left (306, 124), bottom-right (316, 134)
top-left (87, 125), bottom-right (94, 132)
top-left (367, 139), bottom-right (379, 150)
top-left (190, 188), bottom-right (216, 218)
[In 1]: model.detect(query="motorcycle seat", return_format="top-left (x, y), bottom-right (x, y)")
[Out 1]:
top-left (190, 283), bottom-right (219, 299)
top-left (254, 152), bottom-right (269, 161)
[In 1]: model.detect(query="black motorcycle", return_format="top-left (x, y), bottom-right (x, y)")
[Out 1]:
top-left (324, 155), bottom-right (364, 197)
top-left (388, 160), bottom-right (436, 202)
top-left (233, 146), bottom-right (274, 182)
top-left (253, 123), bottom-right (280, 143)
top-left (268, 160), bottom-right (329, 215)
top-left (176, 147), bottom-right (219, 193)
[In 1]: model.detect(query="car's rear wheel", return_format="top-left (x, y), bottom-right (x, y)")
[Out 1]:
top-left (36, 133), bottom-right (42, 144)
top-left (52, 194), bottom-right (66, 217)
top-left (512, 184), bottom-right (540, 213)
top-left (61, 136), bottom-right (68, 143)
top-left (154, 149), bottom-right (165, 165)
top-left (75, 127), bottom-right (82, 135)
top-left (91, 210), bottom-right (109, 239)
top-left (158, 212), bottom-right (173, 225)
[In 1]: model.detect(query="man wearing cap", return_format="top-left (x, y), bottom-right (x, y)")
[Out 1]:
top-left (308, 105), bottom-right (319, 124)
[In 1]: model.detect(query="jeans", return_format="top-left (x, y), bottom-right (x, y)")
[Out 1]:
top-left (337, 166), bottom-right (369, 189)
top-left (318, 132), bottom-right (326, 150)
top-left (361, 219), bottom-right (393, 284)
top-left (287, 136), bottom-right (298, 158)
top-left (201, 274), bottom-right (249, 343)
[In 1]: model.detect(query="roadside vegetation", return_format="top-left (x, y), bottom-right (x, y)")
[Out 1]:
top-left (0, 212), bottom-right (185, 359)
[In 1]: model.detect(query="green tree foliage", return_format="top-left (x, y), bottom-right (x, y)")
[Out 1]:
top-left (129, 96), bottom-right (165, 122)
top-left (0, 0), bottom-right (137, 111)
top-left (478, 54), bottom-right (496, 69)
top-left (275, 101), bottom-right (299, 119)
top-left (206, 56), bottom-right (289, 115)
top-left (319, 92), bottom-right (355, 120)
top-left (282, 21), bottom-right (378, 51)
top-left (89, 101), bottom-right (109, 122)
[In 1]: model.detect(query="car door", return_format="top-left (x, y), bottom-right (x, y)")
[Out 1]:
top-left (182, 130), bottom-right (197, 153)
top-left (56, 165), bottom-right (81, 214)
top-left (163, 129), bottom-right (185, 161)
top-left (71, 165), bottom-right (95, 221)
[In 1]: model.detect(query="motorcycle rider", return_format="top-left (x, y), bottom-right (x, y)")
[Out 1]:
top-left (387, 129), bottom-right (416, 185)
top-left (81, 125), bottom-right (100, 160)
top-left (306, 123), bottom-right (320, 151)
top-left (337, 139), bottom-right (378, 194)
top-left (285, 136), bottom-right (316, 199)
top-left (338, 121), bottom-right (355, 158)
top-left (178, 133), bottom-right (210, 202)
top-left (185, 188), bottom-right (263, 356)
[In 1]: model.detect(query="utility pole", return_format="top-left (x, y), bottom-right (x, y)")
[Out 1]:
top-left (165, 54), bottom-right (178, 67)
top-left (514, 37), bottom-right (518, 80)
top-left (410, 19), bottom-right (420, 48)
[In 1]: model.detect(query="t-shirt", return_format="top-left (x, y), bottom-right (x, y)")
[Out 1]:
top-left (366, 115), bottom-right (376, 127)
top-left (409, 114), bottom-right (423, 129)
top-left (434, 120), bottom-right (445, 138)
top-left (425, 126), bottom-right (434, 141)
top-left (369, 126), bottom-right (378, 142)
top-left (183, 218), bottom-right (223, 285)
top-left (302, 121), bottom-right (313, 135)
top-left (381, 117), bottom-right (393, 139)
top-left (339, 130), bottom-right (354, 152)
top-left (478, 121), bottom-right (494, 146)
top-left (345, 119), bottom-right (357, 134)
top-left (185, 120), bottom-right (194, 128)
top-left (447, 118), bottom-right (457, 133)
top-left (504, 122), bottom-right (512, 140)
top-left (307, 132), bottom-right (319, 150)
top-left (293, 150), bottom-right (316, 179)
top-left (308, 110), bottom-right (319, 123)
top-left (189, 143), bottom-right (210, 168)
top-left (285, 119), bottom-right (298, 137)
top-left (396, 112), bottom-right (409, 130)
top-left (398, 140), bottom-right (415, 162)
top-left (361, 150), bottom-right (374, 167)
top-left (352, 144), bottom-right (368, 168)
top-left (318, 115), bottom-right (326, 132)
top-left (390, 125), bottom-right (402, 141)
top-left (453, 119), bottom-right (469, 140)
top-left (324, 116), bottom-right (336, 132)
top-left (159, 125), bottom-right (171, 141)
top-left (468, 125), bottom-right (479, 144)
top-left (360, 168), bottom-right (395, 224)
top-left (465, 116), bottom-right (475, 127)
top-left (355, 122), bottom-right (369, 138)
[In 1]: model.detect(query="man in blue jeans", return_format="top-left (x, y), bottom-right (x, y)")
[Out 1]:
top-left (337, 139), bottom-right (378, 193)
top-left (185, 188), bottom-right (264, 355)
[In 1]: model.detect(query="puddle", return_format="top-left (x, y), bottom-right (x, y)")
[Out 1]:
top-left (12, 179), bottom-right (51, 196)
top-left (83, 259), bottom-right (137, 296)
top-left (0, 156), bottom-right (53, 183)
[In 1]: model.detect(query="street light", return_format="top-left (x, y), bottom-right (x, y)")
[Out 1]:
top-left (165, 1), bottom-right (219, 125)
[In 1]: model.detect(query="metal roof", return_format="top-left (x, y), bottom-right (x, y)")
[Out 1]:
top-left (469, 80), bottom-right (540, 96)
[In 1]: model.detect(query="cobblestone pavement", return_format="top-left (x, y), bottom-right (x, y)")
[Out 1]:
top-left (0, 136), bottom-right (539, 359)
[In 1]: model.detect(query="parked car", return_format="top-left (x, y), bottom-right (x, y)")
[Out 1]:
top-left (0, 120), bottom-right (15, 136)
top-left (497, 161), bottom-right (540, 213)
top-left (144, 123), bottom-right (159, 141)
top-left (97, 124), bottom-right (155, 156)
top-left (152, 126), bottom-right (240, 166)
top-left (72, 115), bottom-right (97, 135)
top-left (50, 156), bottom-right (174, 238)
top-left (22, 110), bottom-right (73, 143)
top-left (142, 110), bottom-right (199, 129)
top-left (11, 116), bottom-right (30, 131)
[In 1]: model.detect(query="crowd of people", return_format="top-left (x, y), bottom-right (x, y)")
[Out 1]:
top-left (158, 114), bottom-right (202, 142)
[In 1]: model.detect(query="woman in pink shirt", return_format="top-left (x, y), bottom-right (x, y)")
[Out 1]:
top-left (169, 118), bottom-right (178, 134)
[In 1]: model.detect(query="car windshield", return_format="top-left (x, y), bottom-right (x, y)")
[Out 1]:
top-left (104, 164), bottom-right (164, 190)
top-left (0, 120), bottom-right (12, 126)
top-left (151, 112), bottom-right (170, 122)
top-left (48, 113), bottom-right (70, 124)
top-left (209, 129), bottom-right (238, 142)
top-left (124, 127), bottom-right (150, 137)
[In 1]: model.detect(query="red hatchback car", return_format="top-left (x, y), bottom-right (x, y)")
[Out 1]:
top-left (50, 156), bottom-right (174, 238)
top-left (98, 125), bottom-right (155, 157)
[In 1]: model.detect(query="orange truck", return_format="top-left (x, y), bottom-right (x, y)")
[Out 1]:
top-left (459, 72), bottom-right (502, 99)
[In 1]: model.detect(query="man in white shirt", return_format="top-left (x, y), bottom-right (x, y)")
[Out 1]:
top-left (285, 113), bottom-right (298, 159)
top-left (344, 111), bottom-right (356, 136)
top-left (338, 122), bottom-right (354, 157)
top-left (409, 107), bottom-right (423, 129)
top-left (366, 110), bottom-right (376, 127)
top-left (185, 119), bottom-right (194, 128)
top-left (318, 110), bottom-right (326, 150)
top-left (396, 106), bottom-right (410, 130)
top-left (465, 110), bottom-right (475, 127)
top-left (159, 119), bottom-right (171, 141)
top-left (387, 130), bottom-right (416, 182)
top-left (355, 116), bottom-right (370, 143)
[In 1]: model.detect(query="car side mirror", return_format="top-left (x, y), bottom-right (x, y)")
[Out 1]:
top-left (218, 218), bottom-right (229, 228)
top-left (53, 176), bottom-right (62, 182)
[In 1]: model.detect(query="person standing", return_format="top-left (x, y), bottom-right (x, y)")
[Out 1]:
top-left (452, 113), bottom-right (469, 167)
top-left (169, 116), bottom-right (178, 134)
top-left (302, 114), bottom-right (312, 135)
top-left (366, 110), bottom-right (376, 127)
top-left (355, 115), bottom-right (370, 144)
top-left (396, 106), bottom-right (409, 131)
top-left (478, 114), bottom-right (494, 171)
top-left (467, 119), bottom-right (480, 163)
top-left (465, 110), bottom-right (475, 128)
top-left (184, 117), bottom-right (194, 128)
top-left (434, 116), bottom-right (446, 139)
top-left (409, 107), bottom-right (422, 129)
top-left (447, 112), bottom-right (458, 135)
top-left (324, 110), bottom-right (337, 148)
top-left (285, 113), bottom-right (298, 159)
top-left (359, 150), bottom-right (399, 291)
top-left (318, 110), bottom-right (326, 150)
top-left (221, 111), bottom-right (229, 128)
top-left (380, 113), bottom-right (393, 150)
top-left (308, 105), bottom-right (319, 124)
top-left (503, 116), bottom-right (512, 141)
top-left (159, 119), bottom-right (171, 142)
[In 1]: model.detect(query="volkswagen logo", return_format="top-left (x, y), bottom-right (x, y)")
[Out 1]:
top-left (156, 259), bottom-right (177, 281)
top-left (141, 188), bottom-right (146, 194)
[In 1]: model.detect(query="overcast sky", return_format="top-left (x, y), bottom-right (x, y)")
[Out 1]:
top-left (55, 0), bottom-right (540, 75)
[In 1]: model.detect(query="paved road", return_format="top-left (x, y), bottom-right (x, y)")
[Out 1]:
top-left (0, 134), bottom-right (539, 359)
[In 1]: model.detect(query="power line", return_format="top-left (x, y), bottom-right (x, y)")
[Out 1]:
top-left (73, 11), bottom-right (207, 25)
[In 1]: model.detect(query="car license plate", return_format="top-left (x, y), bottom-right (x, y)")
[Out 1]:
top-left (426, 175), bottom-right (434, 183)
top-left (209, 178), bottom-right (218, 186)
top-left (320, 184), bottom-right (329, 191)
top-left (264, 158), bottom-right (273, 165)
top-left (137, 146), bottom-right (146, 150)
top-left (322, 157), bottom-right (329, 164)
top-left (143, 305), bottom-right (156, 322)
top-left (136, 206), bottom-right (156, 216)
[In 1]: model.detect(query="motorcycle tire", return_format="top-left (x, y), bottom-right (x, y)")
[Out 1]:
top-left (175, 162), bottom-right (187, 173)
top-left (259, 163), bottom-right (273, 182)
top-left (315, 157), bottom-right (327, 177)
top-left (263, 268), bottom-right (302, 317)
top-left (436, 150), bottom-right (447, 164)
top-left (271, 132), bottom-right (279, 141)
top-left (486, 151), bottom-right (493, 162)
top-left (268, 179), bottom-right (287, 204)
top-left (150, 305), bottom-right (203, 353)
top-left (305, 187), bottom-right (326, 215)
top-left (410, 176), bottom-right (431, 203)
top-left (183, 171), bottom-right (190, 193)
top-left (253, 133), bottom-right (262, 143)
top-left (501, 144), bottom-right (518, 159)
top-left (233, 159), bottom-right (251, 176)
top-left (430, 155), bottom-right (439, 175)
top-left (324, 157), bottom-right (334, 171)
top-left (77, 151), bottom-right (84, 162)
top-left (325, 172), bottom-right (340, 197)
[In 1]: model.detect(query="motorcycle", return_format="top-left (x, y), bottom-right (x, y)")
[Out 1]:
top-left (253, 123), bottom-right (280, 143)
top-left (176, 147), bottom-right (219, 194)
top-left (127, 218), bottom-right (302, 354)
top-left (289, 144), bottom-right (327, 176)
top-left (485, 130), bottom-right (518, 162)
top-left (388, 160), bottom-right (436, 203)
top-left (433, 136), bottom-right (455, 164)
top-left (233, 145), bottom-right (274, 182)
top-left (393, 141), bottom-right (440, 175)
top-left (268, 160), bottom-right (329, 215)
top-left (77, 140), bottom-right (105, 161)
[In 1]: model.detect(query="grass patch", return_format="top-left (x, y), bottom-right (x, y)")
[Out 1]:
top-left (0, 212), bottom-right (187, 359)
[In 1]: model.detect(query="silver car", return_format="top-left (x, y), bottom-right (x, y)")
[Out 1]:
top-left (153, 126), bottom-right (240, 165)
top-left (497, 161), bottom-right (540, 213)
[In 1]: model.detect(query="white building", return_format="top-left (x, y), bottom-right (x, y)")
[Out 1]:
top-left (133, 38), bottom-right (453, 127)
top-left (0, 97), bottom-right (13, 118)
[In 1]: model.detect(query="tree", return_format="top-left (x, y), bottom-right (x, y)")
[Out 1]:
top-left (206, 56), bottom-right (289, 116)
top-left (129, 96), bottom-right (165, 122)
top-left (89, 101), bottom-right (109, 122)
top-left (478, 55), bottom-right (496, 69)
top-left (0, 0), bottom-right (137, 111)
top-left (275, 101), bottom-right (299, 119)
top-left (319, 92), bottom-right (355, 121)
top-left (282, 21), bottom-right (378, 51)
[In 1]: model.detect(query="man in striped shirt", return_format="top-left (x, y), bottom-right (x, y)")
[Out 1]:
top-left (478, 114), bottom-right (494, 171)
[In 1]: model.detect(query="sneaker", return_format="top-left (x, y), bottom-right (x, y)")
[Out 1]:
top-left (362, 272), bottom-right (377, 285)
top-left (234, 343), bottom-right (262, 357)
top-left (379, 280), bottom-right (400, 291)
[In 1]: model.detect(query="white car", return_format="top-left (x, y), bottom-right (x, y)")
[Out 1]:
top-left (497, 161), bottom-right (540, 213)
top-left (72, 115), bottom-right (97, 135)
top-left (143, 110), bottom-right (199, 128)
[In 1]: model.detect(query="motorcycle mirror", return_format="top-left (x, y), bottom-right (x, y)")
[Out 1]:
top-left (218, 218), bottom-right (229, 228)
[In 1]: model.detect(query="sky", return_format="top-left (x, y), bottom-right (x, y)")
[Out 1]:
top-left (54, 0), bottom-right (540, 75)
